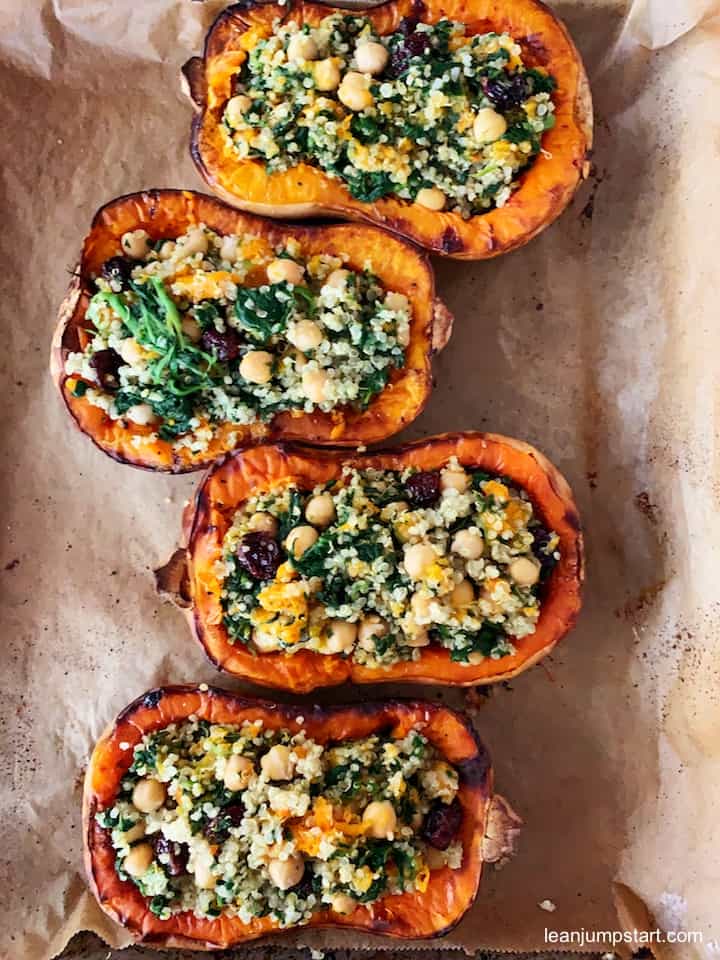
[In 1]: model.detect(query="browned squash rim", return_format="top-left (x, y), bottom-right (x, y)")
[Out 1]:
top-left (83, 684), bottom-right (510, 948)
top-left (185, 0), bottom-right (593, 259)
top-left (51, 189), bottom-right (448, 473)
top-left (180, 431), bottom-right (584, 692)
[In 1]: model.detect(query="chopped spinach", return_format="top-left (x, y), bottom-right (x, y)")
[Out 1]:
top-left (234, 283), bottom-right (295, 343)
top-left (350, 114), bottom-right (382, 144)
top-left (277, 490), bottom-right (304, 541)
top-left (358, 367), bottom-right (390, 409)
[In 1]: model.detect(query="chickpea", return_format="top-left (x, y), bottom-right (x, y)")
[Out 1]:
top-left (354, 40), bottom-right (389, 75)
top-left (415, 187), bottom-right (447, 211)
top-left (220, 234), bottom-right (240, 262)
top-left (330, 893), bottom-right (357, 915)
top-left (338, 72), bottom-right (374, 111)
top-left (451, 529), bottom-right (484, 560)
top-left (224, 754), bottom-right (254, 792)
top-left (121, 229), bottom-right (150, 260)
top-left (305, 492), bottom-right (335, 527)
top-left (123, 842), bottom-right (154, 878)
top-left (132, 777), bottom-right (166, 813)
top-left (384, 291), bottom-right (409, 312)
top-left (122, 821), bottom-right (146, 845)
top-left (473, 106), bottom-right (507, 143)
top-left (403, 542), bottom-right (436, 580)
top-left (267, 257), bottom-right (305, 285)
top-left (314, 58), bottom-right (341, 91)
top-left (381, 500), bottom-right (410, 521)
top-left (261, 744), bottom-right (296, 781)
top-left (181, 316), bottom-right (202, 342)
top-left (119, 337), bottom-right (146, 366)
top-left (302, 367), bottom-right (329, 405)
top-left (410, 591), bottom-right (432, 622)
top-left (357, 614), bottom-right (388, 649)
top-left (252, 625), bottom-right (282, 653)
top-left (179, 227), bottom-right (208, 256)
top-left (450, 578), bottom-right (475, 609)
top-left (285, 524), bottom-right (319, 559)
top-left (362, 800), bottom-right (397, 839)
top-left (325, 619), bottom-right (357, 654)
top-left (440, 466), bottom-right (470, 493)
top-left (226, 94), bottom-right (252, 128)
top-left (268, 853), bottom-right (305, 890)
top-left (405, 627), bottom-right (430, 648)
top-left (195, 860), bottom-right (216, 890)
top-left (125, 403), bottom-right (158, 427)
top-left (508, 556), bottom-right (541, 587)
top-left (240, 350), bottom-right (274, 385)
top-left (287, 319), bottom-right (323, 352)
top-left (325, 268), bottom-right (350, 289)
top-left (287, 33), bottom-right (318, 62)
top-left (248, 511), bottom-right (279, 536)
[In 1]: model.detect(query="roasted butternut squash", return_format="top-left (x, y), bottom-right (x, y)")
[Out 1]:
top-left (184, 0), bottom-right (592, 259)
top-left (84, 685), bottom-right (521, 947)
top-left (162, 432), bottom-right (583, 691)
top-left (51, 190), bottom-right (450, 472)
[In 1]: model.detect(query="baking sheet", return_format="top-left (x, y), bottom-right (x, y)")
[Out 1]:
top-left (1, 0), bottom-right (719, 958)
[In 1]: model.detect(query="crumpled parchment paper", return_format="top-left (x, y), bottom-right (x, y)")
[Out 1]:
top-left (1, 0), bottom-right (719, 958)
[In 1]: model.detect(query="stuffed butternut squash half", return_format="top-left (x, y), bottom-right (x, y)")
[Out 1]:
top-left (52, 190), bottom-right (448, 472)
top-left (184, 0), bottom-right (592, 258)
top-left (84, 686), bottom-right (521, 948)
top-left (168, 432), bottom-right (583, 691)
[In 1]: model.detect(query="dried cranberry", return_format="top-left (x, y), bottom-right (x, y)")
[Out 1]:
top-left (531, 525), bottom-right (558, 581)
top-left (405, 470), bottom-right (441, 507)
top-left (204, 802), bottom-right (245, 843)
top-left (386, 23), bottom-right (431, 78)
top-left (100, 256), bottom-right (133, 289)
top-left (152, 836), bottom-right (188, 876)
top-left (482, 74), bottom-right (531, 111)
top-left (421, 797), bottom-right (463, 850)
top-left (237, 532), bottom-right (282, 581)
top-left (90, 348), bottom-right (123, 390)
top-left (405, 30), bottom-right (431, 56)
top-left (387, 47), bottom-right (410, 78)
top-left (200, 327), bottom-right (241, 362)
top-left (293, 866), bottom-right (316, 897)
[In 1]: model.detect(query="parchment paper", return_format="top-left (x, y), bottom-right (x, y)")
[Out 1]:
top-left (1, 1), bottom-right (719, 958)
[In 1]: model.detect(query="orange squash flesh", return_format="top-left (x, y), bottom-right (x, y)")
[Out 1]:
top-left (84, 686), bottom-right (498, 948)
top-left (185, 0), bottom-right (592, 259)
top-left (51, 190), bottom-right (445, 473)
top-left (184, 432), bottom-right (583, 692)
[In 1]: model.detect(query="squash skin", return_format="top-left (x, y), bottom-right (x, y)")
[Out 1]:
top-left (181, 431), bottom-right (583, 692)
top-left (185, 0), bottom-right (593, 259)
top-left (83, 685), bottom-right (504, 948)
top-left (51, 190), bottom-right (447, 473)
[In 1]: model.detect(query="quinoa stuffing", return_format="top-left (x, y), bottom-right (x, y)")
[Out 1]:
top-left (96, 718), bottom-right (464, 923)
top-left (224, 15), bottom-right (556, 218)
top-left (64, 225), bottom-right (410, 454)
top-left (218, 458), bottom-right (560, 665)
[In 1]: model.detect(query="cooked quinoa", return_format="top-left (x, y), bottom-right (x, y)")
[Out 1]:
top-left (64, 226), bottom-right (410, 453)
top-left (96, 717), bottom-right (464, 923)
top-left (218, 458), bottom-right (560, 665)
top-left (224, 15), bottom-right (556, 218)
